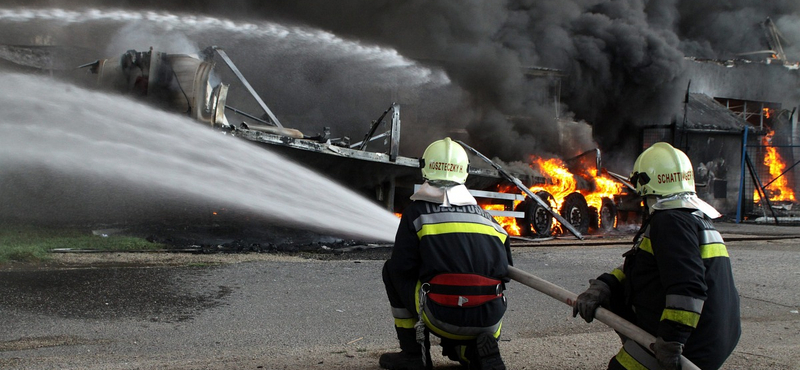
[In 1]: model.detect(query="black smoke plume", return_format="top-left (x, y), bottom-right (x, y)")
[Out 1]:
top-left (5, 0), bottom-right (800, 169)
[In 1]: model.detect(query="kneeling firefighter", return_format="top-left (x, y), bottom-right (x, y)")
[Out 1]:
top-left (381, 138), bottom-right (513, 370)
top-left (572, 142), bottom-right (741, 370)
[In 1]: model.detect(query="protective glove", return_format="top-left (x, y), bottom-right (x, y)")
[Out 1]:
top-left (651, 337), bottom-right (683, 370)
top-left (572, 279), bottom-right (611, 323)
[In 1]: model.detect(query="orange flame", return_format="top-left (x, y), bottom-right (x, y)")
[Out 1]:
top-left (763, 107), bottom-right (771, 119)
top-left (481, 204), bottom-right (522, 235)
top-left (529, 157), bottom-right (576, 210)
top-left (583, 168), bottom-right (624, 210)
top-left (755, 129), bottom-right (796, 202)
top-left (529, 157), bottom-right (622, 210)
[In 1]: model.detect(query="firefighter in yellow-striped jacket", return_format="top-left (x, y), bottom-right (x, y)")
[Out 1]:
top-left (380, 138), bottom-right (512, 370)
top-left (573, 142), bottom-right (741, 370)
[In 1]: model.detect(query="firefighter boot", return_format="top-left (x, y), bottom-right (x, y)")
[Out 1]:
top-left (475, 332), bottom-right (505, 370)
top-left (379, 327), bottom-right (431, 370)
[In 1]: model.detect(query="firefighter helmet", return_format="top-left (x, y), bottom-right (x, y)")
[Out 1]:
top-left (420, 137), bottom-right (469, 184)
top-left (629, 142), bottom-right (695, 197)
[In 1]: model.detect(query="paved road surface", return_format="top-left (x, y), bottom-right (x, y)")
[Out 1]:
top-left (0, 222), bottom-right (798, 369)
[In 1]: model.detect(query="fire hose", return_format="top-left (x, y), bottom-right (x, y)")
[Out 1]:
top-left (507, 266), bottom-right (701, 370)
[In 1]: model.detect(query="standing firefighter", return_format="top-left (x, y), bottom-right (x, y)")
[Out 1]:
top-left (381, 137), bottom-right (513, 370)
top-left (572, 142), bottom-right (741, 370)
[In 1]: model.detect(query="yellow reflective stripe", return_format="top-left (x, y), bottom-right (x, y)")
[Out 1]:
top-left (615, 347), bottom-right (649, 370)
top-left (422, 310), bottom-right (502, 340)
top-left (458, 346), bottom-right (468, 363)
top-left (611, 267), bottom-right (626, 282)
top-left (394, 318), bottom-right (416, 329)
top-left (639, 238), bottom-right (653, 254)
top-left (661, 308), bottom-right (701, 328)
top-left (417, 222), bottom-right (508, 243)
top-left (700, 243), bottom-right (729, 259)
top-left (641, 239), bottom-right (728, 260)
top-left (414, 281), bottom-right (422, 314)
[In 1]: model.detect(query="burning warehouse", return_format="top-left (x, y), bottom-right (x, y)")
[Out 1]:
top-left (648, 50), bottom-right (800, 223)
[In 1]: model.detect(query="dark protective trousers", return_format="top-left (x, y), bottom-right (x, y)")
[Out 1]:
top-left (383, 262), bottom-right (489, 367)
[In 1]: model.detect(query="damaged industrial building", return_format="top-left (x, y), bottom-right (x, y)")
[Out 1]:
top-left (660, 22), bottom-right (800, 224)
top-left (2, 8), bottom-right (799, 241)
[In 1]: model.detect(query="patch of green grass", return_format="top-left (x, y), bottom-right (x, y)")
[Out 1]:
top-left (0, 225), bottom-right (165, 264)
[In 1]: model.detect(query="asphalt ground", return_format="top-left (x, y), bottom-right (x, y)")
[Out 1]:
top-left (0, 221), bottom-right (798, 370)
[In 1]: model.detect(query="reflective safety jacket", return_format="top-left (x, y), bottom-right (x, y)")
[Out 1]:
top-left (387, 200), bottom-right (513, 339)
top-left (597, 209), bottom-right (741, 370)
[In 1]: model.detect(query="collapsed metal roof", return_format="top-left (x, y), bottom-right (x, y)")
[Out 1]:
top-left (681, 93), bottom-right (748, 132)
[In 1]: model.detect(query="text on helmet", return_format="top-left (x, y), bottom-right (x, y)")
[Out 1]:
top-left (657, 170), bottom-right (693, 184)
top-left (428, 161), bottom-right (465, 174)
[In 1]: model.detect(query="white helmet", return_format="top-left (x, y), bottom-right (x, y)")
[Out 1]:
top-left (420, 137), bottom-right (469, 184)
top-left (630, 142), bottom-right (695, 197)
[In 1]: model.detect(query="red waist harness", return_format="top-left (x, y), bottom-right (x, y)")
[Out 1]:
top-left (425, 273), bottom-right (504, 308)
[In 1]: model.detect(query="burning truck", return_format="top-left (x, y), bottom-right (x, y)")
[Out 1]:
top-left (80, 46), bottom-right (634, 239)
top-left (472, 148), bottom-right (633, 238)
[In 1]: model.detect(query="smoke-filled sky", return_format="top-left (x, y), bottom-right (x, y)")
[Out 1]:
top-left (3, 0), bottom-right (800, 171)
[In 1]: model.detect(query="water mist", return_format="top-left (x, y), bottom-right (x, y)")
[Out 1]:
top-left (0, 72), bottom-right (400, 242)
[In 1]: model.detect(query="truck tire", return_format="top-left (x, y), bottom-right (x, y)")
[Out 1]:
top-left (560, 192), bottom-right (590, 235)
top-left (515, 191), bottom-right (554, 237)
top-left (598, 197), bottom-right (617, 232)
top-left (589, 197), bottom-right (617, 232)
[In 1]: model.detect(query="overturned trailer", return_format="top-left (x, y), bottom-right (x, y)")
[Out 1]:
top-left (83, 46), bottom-right (627, 238)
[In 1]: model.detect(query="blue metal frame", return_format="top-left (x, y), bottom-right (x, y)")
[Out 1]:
top-left (736, 127), bottom-right (749, 223)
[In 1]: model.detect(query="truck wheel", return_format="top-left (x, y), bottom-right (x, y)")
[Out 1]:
top-left (598, 197), bottom-right (617, 232)
top-left (589, 206), bottom-right (600, 231)
top-left (560, 192), bottom-right (590, 235)
top-left (515, 191), bottom-right (554, 237)
top-left (589, 197), bottom-right (617, 232)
